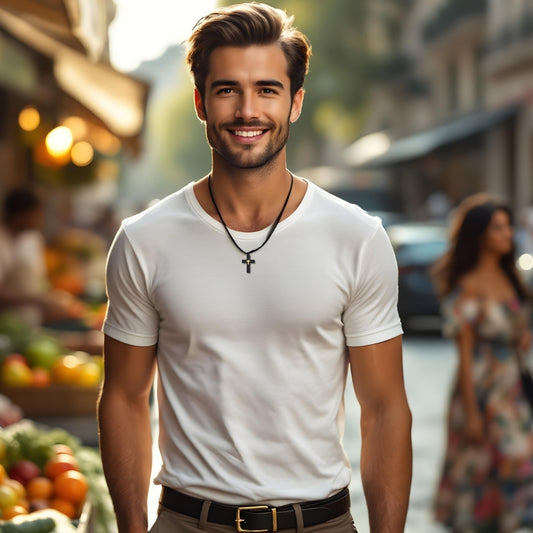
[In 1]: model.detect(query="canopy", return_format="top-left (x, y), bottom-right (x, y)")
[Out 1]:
top-left (0, 0), bottom-right (149, 153)
top-left (354, 104), bottom-right (519, 169)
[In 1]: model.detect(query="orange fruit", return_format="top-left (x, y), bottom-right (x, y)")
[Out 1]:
top-left (26, 476), bottom-right (53, 501)
top-left (3, 478), bottom-right (25, 499)
top-left (49, 497), bottom-right (75, 518)
top-left (44, 453), bottom-right (78, 479)
top-left (75, 361), bottom-right (102, 387)
top-left (0, 464), bottom-right (6, 483)
top-left (1, 504), bottom-right (28, 519)
top-left (52, 444), bottom-right (74, 456)
top-left (50, 497), bottom-right (76, 518)
top-left (53, 470), bottom-right (88, 505)
top-left (31, 367), bottom-right (51, 387)
top-left (51, 355), bottom-right (82, 385)
top-left (17, 498), bottom-right (29, 511)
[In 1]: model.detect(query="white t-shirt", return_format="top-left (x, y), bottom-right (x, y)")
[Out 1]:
top-left (103, 179), bottom-right (402, 505)
top-left (0, 227), bottom-right (47, 325)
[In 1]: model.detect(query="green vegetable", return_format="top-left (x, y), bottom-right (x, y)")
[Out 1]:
top-left (1, 423), bottom-right (116, 533)
top-left (0, 517), bottom-right (55, 533)
top-left (0, 510), bottom-right (77, 533)
top-left (1, 421), bottom-right (80, 470)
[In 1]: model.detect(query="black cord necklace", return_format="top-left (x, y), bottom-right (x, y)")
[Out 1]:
top-left (207, 172), bottom-right (294, 273)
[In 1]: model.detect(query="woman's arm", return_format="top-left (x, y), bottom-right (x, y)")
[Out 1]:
top-left (455, 322), bottom-right (483, 443)
top-left (97, 335), bottom-right (157, 533)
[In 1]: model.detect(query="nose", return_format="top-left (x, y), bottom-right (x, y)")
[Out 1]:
top-left (235, 91), bottom-right (259, 121)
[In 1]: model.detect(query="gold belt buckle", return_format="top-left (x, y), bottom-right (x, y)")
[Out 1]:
top-left (235, 505), bottom-right (277, 532)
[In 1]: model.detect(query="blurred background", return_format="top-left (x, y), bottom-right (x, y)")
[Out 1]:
top-left (1, 0), bottom-right (533, 532)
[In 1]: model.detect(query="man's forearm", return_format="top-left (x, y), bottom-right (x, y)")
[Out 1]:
top-left (98, 390), bottom-right (153, 533)
top-left (360, 405), bottom-right (412, 533)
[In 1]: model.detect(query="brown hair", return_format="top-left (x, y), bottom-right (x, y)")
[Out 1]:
top-left (432, 193), bottom-right (529, 301)
top-left (185, 2), bottom-right (311, 100)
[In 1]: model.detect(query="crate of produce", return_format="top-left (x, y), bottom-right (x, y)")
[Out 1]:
top-left (0, 383), bottom-right (100, 417)
top-left (0, 421), bottom-right (115, 533)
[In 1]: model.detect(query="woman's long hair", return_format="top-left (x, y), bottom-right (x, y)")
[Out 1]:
top-left (432, 193), bottom-right (530, 302)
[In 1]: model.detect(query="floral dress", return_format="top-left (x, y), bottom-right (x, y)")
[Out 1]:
top-left (434, 292), bottom-right (533, 533)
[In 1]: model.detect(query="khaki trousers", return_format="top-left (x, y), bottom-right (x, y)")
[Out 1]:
top-left (149, 505), bottom-right (358, 533)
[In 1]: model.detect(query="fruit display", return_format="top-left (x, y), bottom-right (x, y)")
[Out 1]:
top-left (0, 351), bottom-right (103, 390)
top-left (0, 421), bottom-right (115, 533)
top-left (0, 313), bottom-right (103, 419)
top-left (0, 312), bottom-right (103, 391)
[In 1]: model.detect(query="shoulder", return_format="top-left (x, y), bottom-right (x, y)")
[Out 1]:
top-left (441, 283), bottom-right (482, 337)
top-left (121, 184), bottom-right (192, 235)
top-left (457, 273), bottom-right (483, 299)
top-left (304, 180), bottom-right (382, 235)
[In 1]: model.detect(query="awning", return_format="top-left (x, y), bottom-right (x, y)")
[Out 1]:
top-left (0, 0), bottom-right (149, 154)
top-left (355, 104), bottom-right (519, 169)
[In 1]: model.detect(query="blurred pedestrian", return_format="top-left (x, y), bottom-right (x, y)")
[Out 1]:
top-left (0, 186), bottom-right (85, 326)
top-left (432, 193), bottom-right (533, 533)
top-left (97, 3), bottom-right (412, 533)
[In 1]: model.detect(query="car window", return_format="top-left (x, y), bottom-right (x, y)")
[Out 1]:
top-left (395, 241), bottom-right (447, 264)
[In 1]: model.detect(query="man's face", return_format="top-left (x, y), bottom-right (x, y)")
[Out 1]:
top-left (195, 44), bottom-right (303, 169)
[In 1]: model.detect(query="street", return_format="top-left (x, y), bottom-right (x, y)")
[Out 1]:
top-left (147, 333), bottom-right (457, 532)
top-left (346, 333), bottom-right (455, 533)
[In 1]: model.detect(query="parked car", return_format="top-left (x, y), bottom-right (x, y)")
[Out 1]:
top-left (386, 221), bottom-right (449, 333)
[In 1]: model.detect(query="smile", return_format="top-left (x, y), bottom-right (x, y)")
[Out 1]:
top-left (230, 130), bottom-right (265, 138)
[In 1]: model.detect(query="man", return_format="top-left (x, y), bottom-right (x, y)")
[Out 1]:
top-left (98, 4), bottom-right (412, 533)
top-left (0, 187), bottom-right (83, 326)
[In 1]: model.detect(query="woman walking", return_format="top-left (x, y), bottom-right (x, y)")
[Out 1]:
top-left (432, 193), bottom-right (533, 533)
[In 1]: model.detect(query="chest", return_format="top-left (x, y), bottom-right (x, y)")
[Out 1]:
top-left (149, 227), bottom-right (354, 338)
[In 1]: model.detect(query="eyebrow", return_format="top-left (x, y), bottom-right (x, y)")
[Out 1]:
top-left (210, 79), bottom-right (285, 90)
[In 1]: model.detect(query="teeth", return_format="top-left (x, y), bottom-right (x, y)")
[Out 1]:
top-left (233, 130), bottom-right (263, 137)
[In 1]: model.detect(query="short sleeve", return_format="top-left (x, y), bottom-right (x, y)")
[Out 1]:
top-left (102, 226), bottom-right (160, 346)
top-left (343, 223), bottom-right (403, 346)
top-left (441, 290), bottom-right (480, 338)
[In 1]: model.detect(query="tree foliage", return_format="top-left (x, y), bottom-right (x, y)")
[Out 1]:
top-left (148, 0), bottom-right (411, 187)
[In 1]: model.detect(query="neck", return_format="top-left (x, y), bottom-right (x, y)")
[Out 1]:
top-left (207, 158), bottom-right (293, 231)
top-left (208, 170), bottom-right (293, 232)
top-left (477, 250), bottom-right (503, 271)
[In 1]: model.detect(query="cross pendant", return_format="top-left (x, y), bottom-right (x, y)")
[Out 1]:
top-left (242, 253), bottom-right (255, 273)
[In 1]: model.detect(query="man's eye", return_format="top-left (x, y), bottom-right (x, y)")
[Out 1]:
top-left (218, 88), bottom-right (234, 94)
top-left (262, 88), bottom-right (275, 94)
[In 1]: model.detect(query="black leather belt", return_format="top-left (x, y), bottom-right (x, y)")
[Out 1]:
top-left (159, 486), bottom-right (351, 532)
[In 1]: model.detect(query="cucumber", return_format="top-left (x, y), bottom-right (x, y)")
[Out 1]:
top-left (0, 517), bottom-right (55, 533)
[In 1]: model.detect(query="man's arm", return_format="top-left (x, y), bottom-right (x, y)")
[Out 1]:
top-left (97, 335), bottom-right (157, 533)
top-left (349, 335), bottom-right (412, 533)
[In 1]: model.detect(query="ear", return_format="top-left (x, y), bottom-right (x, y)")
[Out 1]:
top-left (194, 88), bottom-right (207, 122)
top-left (289, 88), bottom-right (305, 123)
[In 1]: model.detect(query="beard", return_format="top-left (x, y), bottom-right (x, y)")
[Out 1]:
top-left (204, 116), bottom-right (291, 169)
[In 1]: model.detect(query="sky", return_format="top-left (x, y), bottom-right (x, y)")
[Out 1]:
top-left (108, 0), bottom-right (217, 72)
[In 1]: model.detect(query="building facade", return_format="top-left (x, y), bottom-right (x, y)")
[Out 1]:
top-left (351, 0), bottom-right (533, 219)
